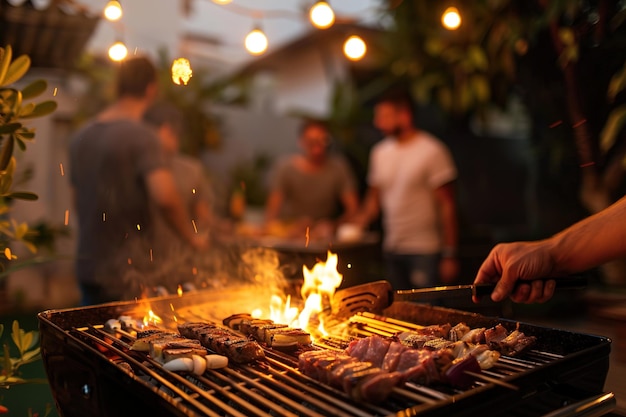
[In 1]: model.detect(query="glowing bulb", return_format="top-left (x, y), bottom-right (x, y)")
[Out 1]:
top-left (310, 1), bottom-right (335, 29)
top-left (171, 58), bottom-right (193, 85)
top-left (245, 29), bottom-right (268, 55)
top-left (104, 0), bottom-right (122, 21)
top-left (108, 41), bottom-right (128, 61)
top-left (442, 7), bottom-right (461, 30)
top-left (343, 35), bottom-right (366, 61)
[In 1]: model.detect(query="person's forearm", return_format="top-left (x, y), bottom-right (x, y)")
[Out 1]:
top-left (435, 183), bottom-right (458, 256)
top-left (356, 187), bottom-right (380, 227)
top-left (264, 192), bottom-right (283, 223)
top-left (548, 195), bottom-right (626, 274)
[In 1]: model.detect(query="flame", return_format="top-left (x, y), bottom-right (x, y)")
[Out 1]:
top-left (268, 251), bottom-right (342, 339)
top-left (143, 309), bottom-right (162, 327)
top-left (177, 285), bottom-right (183, 296)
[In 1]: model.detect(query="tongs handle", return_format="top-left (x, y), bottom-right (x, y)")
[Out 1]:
top-left (472, 275), bottom-right (588, 297)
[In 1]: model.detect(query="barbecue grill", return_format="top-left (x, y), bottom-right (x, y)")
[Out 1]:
top-left (37, 285), bottom-right (616, 417)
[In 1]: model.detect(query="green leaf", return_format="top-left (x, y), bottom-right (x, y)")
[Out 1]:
top-left (600, 105), bottom-right (626, 153)
top-left (0, 45), bottom-right (12, 87)
top-left (1, 54), bottom-right (31, 87)
top-left (21, 79), bottom-right (47, 100)
top-left (607, 62), bottom-right (626, 102)
top-left (0, 122), bottom-right (21, 134)
top-left (20, 347), bottom-right (41, 363)
top-left (8, 192), bottom-right (38, 201)
top-left (18, 102), bottom-right (35, 117)
top-left (2, 342), bottom-right (10, 373)
top-left (20, 100), bottom-right (57, 119)
top-left (0, 135), bottom-right (14, 171)
top-left (471, 74), bottom-right (491, 103)
top-left (15, 137), bottom-right (26, 151)
top-left (468, 45), bottom-right (489, 71)
top-left (11, 321), bottom-right (34, 355)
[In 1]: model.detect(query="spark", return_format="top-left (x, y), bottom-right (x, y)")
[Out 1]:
top-left (305, 226), bottom-right (310, 248)
top-left (64, 209), bottom-right (69, 226)
top-left (549, 120), bottom-right (563, 128)
top-left (59, 163), bottom-right (64, 176)
top-left (192, 219), bottom-right (198, 233)
top-left (103, 212), bottom-right (106, 222)
top-left (149, 249), bottom-right (153, 262)
top-left (192, 188), bottom-right (197, 194)
top-left (136, 224), bottom-right (141, 231)
top-left (192, 267), bottom-right (198, 275)
top-left (53, 87), bottom-right (58, 97)
top-left (127, 258), bottom-right (132, 265)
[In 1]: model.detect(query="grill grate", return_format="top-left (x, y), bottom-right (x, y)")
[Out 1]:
top-left (65, 311), bottom-right (577, 417)
top-left (37, 291), bottom-right (614, 417)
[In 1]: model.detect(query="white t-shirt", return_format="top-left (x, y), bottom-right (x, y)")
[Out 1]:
top-left (368, 131), bottom-right (457, 254)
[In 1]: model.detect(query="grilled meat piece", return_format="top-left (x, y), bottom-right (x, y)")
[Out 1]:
top-left (178, 321), bottom-right (265, 363)
top-left (223, 314), bottom-right (311, 348)
top-left (130, 331), bottom-right (182, 352)
top-left (484, 324), bottom-right (537, 356)
top-left (298, 349), bottom-right (399, 403)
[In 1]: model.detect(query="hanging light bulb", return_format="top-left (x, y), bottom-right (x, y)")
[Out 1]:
top-left (108, 41), bottom-right (128, 61)
top-left (245, 27), bottom-right (268, 55)
top-left (171, 58), bottom-right (193, 85)
top-left (343, 35), bottom-right (366, 61)
top-left (441, 7), bottom-right (461, 30)
top-left (104, 0), bottom-right (123, 21)
top-left (309, 1), bottom-right (335, 29)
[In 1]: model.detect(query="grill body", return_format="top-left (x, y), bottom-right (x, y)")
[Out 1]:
top-left (37, 288), bottom-right (613, 417)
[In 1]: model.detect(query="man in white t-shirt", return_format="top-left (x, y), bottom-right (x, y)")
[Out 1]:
top-left (354, 92), bottom-right (460, 290)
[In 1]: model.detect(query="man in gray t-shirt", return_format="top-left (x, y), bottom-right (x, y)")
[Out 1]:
top-left (68, 56), bottom-right (207, 305)
top-left (264, 119), bottom-right (359, 239)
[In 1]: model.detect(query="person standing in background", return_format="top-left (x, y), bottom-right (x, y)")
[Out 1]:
top-left (142, 101), bottom-right (231, 290)
top-left (68, 56), bottom-right (207, 306)
top-left (354, 90), bottom-right (460, 290)
top-left (264, 119), bottom-right (360, 240)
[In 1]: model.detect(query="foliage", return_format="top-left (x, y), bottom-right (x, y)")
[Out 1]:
top-left (229, 153), bottom-right (273, 207)
top-left (0, 320), bottom-right (46, 388)
top-left (154, 48), bottom-right (251, 157)
top-left (0, 45), bottom-right (58, 273)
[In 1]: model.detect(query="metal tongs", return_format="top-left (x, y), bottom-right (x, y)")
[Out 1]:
top-left (331, 276), bottom-right (588, 318)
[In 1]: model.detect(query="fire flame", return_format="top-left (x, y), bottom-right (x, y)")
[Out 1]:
top-left (143, 309), bottom-right (162, 327)
top-left (269, 251), bottom-right (342, 338)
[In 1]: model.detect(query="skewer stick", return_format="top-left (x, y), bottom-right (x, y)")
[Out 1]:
top-left (359, 311), bottom-right (425, 330)
top-left (463, 370), bottom-right (519, 390)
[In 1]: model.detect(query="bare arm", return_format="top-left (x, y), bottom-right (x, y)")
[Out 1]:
top-left (146, 168), bottom-right (207, 249)
top-left (353, 186), bottom-right (381, 228)
top-left (434, 181), bottom-right (458, 255)
top-left (339, 189), bottom-right (360, 223)
top-left (264, 189), bottom-right (284, 223)
top-left (474, 194), bottom-right (626, 303)
top-left (434, 181), bottom-right (460, 283)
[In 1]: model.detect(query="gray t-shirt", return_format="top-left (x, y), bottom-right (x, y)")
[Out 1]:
top-left (269, 154), bottom-right (357, 221)
top-left (69, 119), bottom-right (169, 299)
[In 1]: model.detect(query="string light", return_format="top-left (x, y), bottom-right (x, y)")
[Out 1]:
top-left (108, 41), bottom-right (128, 61)
top-left (171, 58), bottom-right (193, 85)
top-left (245, 27), bottom-right (269, 55)
top-left (309, 1), bottom-right (335, 29)
top-left (343, 35), bottom-right (366, 61)
top-left (104, 0), bottom-right (123, 21)
top-left (441, 7), bottom-right (461, 30)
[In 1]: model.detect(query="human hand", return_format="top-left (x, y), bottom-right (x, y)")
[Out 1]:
top-left (473, 241), bottom-right (557, 304)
